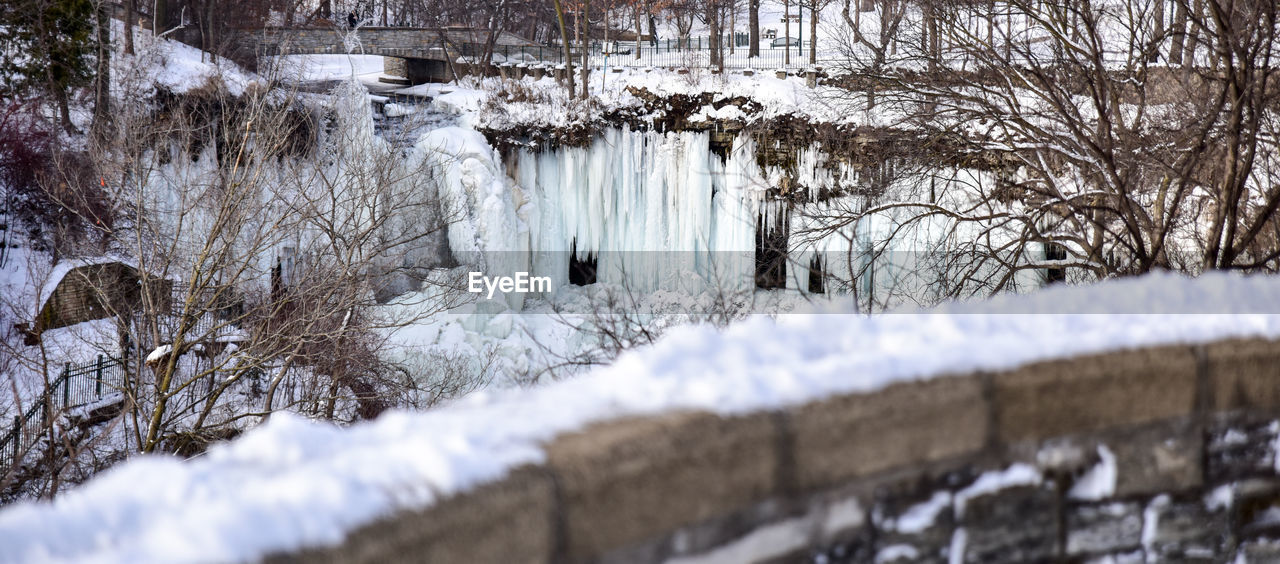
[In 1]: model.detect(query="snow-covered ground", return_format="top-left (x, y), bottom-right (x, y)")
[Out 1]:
top-left (109, 20), bottom-right (262, 98)
top-left (2, 270), bottom-right (1279, 563)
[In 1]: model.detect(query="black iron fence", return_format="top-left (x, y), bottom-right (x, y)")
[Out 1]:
top-left (481, 38), bottom-right (831, 71)
top-left (0, 355), bottom-right (125, 475)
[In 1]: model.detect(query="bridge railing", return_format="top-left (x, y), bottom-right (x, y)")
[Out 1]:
top-left (487, 39), bottom-right (834, 71)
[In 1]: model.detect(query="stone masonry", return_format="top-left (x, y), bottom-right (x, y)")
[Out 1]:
top-left (267, 338), bottom-right (1280, 564)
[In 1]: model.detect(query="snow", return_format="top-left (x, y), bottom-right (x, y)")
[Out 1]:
top-left (821, 497), bottom-right (865, 536)
top-left (5, 272), bottom-right (1280, 562)
top-left (888, 491), bottom-right (951, 534)
top-left (110, 21), bottom-right (261, 97)
top-left (1068, 446), bottom-right (1117, 501)
top-left (1141, 494), bottom-right (1170, 553)
top-left (954, 463), bottom-right (1042, 518)
top-left (948, 528), bottom-right (967, 564)
top-left (875, 544), bottom-right (920, 563)
top-left (6, 7), bottom-right (1280, 559)
top-left (1222, 428), bottom-right (1250, 445)
top-left (1272, 423), bottom-right (1280, 475)
top-left (1205, 484), bottom-right (1233, 512)
top-left (145, 345), bottom-right (173, 364)
top-left (665, 516), bottom-right (811, 564)
top-left (1088, 551), bottom-right (1145, 564)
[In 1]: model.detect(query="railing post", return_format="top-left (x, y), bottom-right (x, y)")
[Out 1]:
top-left (12, 416), bottom-right (18, 461)
top-left (61, 362), bottom-right (70, 406)
top-left (96, 354), bottom-right (104, 398)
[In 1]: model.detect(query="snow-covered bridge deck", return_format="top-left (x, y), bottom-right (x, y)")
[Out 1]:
top-left (241, 27), bottom-right (538, 56)
top-left (235, 27), bottom-right (540, 83)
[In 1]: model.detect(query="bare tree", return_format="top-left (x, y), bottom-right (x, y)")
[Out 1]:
top-left (836, 0), bottom-right (910, 108)
top-left (815, 0), bottom-right (1280, 304)
top-left (748, 0), bottom-right (760, 57)
top-left (12, 50), bottom-right (475, 461)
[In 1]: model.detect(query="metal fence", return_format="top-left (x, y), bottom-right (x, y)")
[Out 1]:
top-left (484, 37), bottom-right (834, 71)
top-left (1, 355), bottom-right (125, 474)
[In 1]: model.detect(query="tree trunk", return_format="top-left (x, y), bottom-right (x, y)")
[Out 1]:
top-left (785, 0), bottom-right (791, 65)
top-left (553, 0), bottom-right (575, 96)
top-left (634, 4), bottom-right (643, 60)
top-left (124, 0), bottom-right (135, 55)
top-left (730, 3), bottom-right (736, 55)
top-left (1150, 0), bottom-right (1165, 62)
top-left (1184, 0), bottom-right (1202, 67)
top-left (206, 0), bottom-right (218, 62)
top-left (927, 1), bottom-right (939, 72)
top-left (154, 0), bottom-right (168, 36)
top-left (93, 1), bottom-right (111, 138)
top-left (749, 0), bottom-right (759, 57)
top-left (580, 0), bottom-right (590, 99)
top-left (647, 0), bottom-right (657, 45)
top-left (1170, 0), bottom-right (1187, 64)
top-left (987, 0), bottom-right (994, 46)
top-left (808, 0), bottom-right (818, 65)
top-left (852, 0), bottom-right (862, 43)
top-left (707, 1), bottom-right (721, 69)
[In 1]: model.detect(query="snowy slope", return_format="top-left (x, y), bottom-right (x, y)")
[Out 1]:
top-left (3, 271), bottom-right (1280, 563)
top-left (110, 21), bottom-right (262, 97)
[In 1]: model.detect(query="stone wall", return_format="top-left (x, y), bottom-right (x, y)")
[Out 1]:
top-left (383, 57), bottom-right (407, 79)
top-left (230, 28), bottom-right (538, 58)
top-left (267, 338), bottom-right (1280, 563)
top-left (233, 28), bottom-right (449, 57)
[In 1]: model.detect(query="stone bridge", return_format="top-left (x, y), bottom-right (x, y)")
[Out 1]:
top-left (235, 27), bottom-right (541, 84)
top-left (267, 338), bottom-right (1280, 563)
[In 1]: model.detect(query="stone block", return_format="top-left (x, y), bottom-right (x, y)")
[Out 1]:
top-left (1146, 498), bottom-right (1228, 561)
top-left (1066, 502), bottom-right (1143, 556)
top-left (546, 411), bottom-right (780, 563)
top-left (265, 466), bottom-right (555, 564)
top-left (1206, 420), bottom-right (1279, 483)
top-left (1237, 539), bottom-right (1280, 562)
top-left (873, 491), bottom-right (955, 563)
top-left (383, 56), bottom-right (407, 78)
top-left (1106, 421), bottom-right (1203, 497)
top-left (959, 484), bottom-right (1059, 563)
top-left (1206, 339), bottom-right (1280, 412)
top-left (789, 375), bottom-right (987, 491)
top-left (993, 346), bottom-right (1197, 443)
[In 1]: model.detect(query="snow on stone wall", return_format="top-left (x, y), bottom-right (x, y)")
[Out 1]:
top-left (4, 272), bottom-right (1280, 563)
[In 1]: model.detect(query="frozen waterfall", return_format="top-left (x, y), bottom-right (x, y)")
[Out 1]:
top-left (414, 125), bottom-right (1044, 310)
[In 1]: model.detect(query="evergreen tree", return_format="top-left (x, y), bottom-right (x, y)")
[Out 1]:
top-left (0, 0), bottom-right (96, 132)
